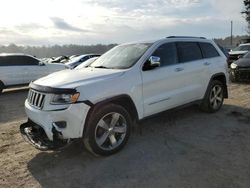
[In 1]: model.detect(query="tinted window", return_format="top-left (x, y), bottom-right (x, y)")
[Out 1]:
top-left (0, 56), bottom-right (10, 66)
top-left (21, 56), bottom-right (39, 65)
top-left (177, 42), bottom-right (202, 63)
top-left (200, 42), bottom-right (219, 58)
top-left (80, 56), bottom-right (89, 62)
top-left (0, 55), bottom-right (39, 66)
top-left (152, 42), bottom-right (178, 66)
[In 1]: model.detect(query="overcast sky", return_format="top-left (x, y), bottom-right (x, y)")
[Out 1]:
top-left (0, 0), bottom-right (246, 45)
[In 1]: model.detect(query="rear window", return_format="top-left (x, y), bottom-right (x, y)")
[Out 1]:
top-left (199, 42), bottom-right (220, 58)
top-left (176, 42), bottom-right (203, 63)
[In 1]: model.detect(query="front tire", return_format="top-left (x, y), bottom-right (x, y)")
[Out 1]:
top-left (200, 80), bottom-right (224, 113)
top-left (83, 104), bottom-right (131, 156)
top-left (229, 71), bottom-right (237, 82)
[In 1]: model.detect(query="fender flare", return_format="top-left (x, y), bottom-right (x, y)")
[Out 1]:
top-left (204, 72), bottom-right (228, 98)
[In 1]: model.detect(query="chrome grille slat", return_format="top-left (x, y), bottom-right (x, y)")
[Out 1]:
top-left (34, 93), bottom-right (39, 106)
top-left (31, 92), bottom-right (35, 105)
top-left (30, 91), bottom-right (34, 104)
top-left (27, 89), bottom-right (46, 109)
top-left (32, 92), bottom-right (36, 105)
top-left (37, 94), bottom-right (42, 107)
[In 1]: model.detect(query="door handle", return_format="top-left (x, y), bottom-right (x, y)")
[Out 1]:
top-left (203, 62), bottom-right (210, 66)
top-left (175, 67), bottom-right (184, 72)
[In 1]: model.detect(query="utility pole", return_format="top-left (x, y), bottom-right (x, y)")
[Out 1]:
top-left (230, 20), bottom-right (233, 46)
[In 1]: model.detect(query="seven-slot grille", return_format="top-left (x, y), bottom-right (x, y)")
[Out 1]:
top-left (27, 89), bottom-right (45, 109)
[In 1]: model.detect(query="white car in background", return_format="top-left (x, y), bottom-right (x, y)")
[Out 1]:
top-left (0, 53), bottom-right (67, 93)
top-left (65, 54), bottom-right (100, 69)
top-left (75, 57), bottom-right (99, 69)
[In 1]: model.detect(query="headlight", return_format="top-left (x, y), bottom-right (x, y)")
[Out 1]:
top-left (50, 93), bottom-right (80, 105)
top-left (230, 63), bottom-right (238, 69)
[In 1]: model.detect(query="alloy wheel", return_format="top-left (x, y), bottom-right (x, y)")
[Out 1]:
top-left (209, 85), bottom-right (223, 110)
top-left (95, 112), bottom-right (127, 151)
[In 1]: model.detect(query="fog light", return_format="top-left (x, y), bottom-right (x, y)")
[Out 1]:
top-left (53, 121), bottom-right (67, 129)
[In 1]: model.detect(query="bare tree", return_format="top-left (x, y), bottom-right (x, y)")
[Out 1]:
top-left (242, 0), bottom-right (250, 33)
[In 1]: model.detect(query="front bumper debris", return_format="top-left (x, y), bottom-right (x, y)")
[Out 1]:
top-left (20, 120), bottom-right (71, 151)
top-left (230, 69), bottom-right (250, 82)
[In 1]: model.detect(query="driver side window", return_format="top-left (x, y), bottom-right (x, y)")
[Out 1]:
top-left (152, 42), bottom-right (178, 67)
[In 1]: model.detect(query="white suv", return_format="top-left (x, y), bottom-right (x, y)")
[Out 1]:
top-left (0, 53), bottom-right (66, 93)
top-left (20, 37), bottom-right (228, 155)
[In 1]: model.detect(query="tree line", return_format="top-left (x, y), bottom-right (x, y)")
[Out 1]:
top-left (0, 43), bottom-right (117, 58)
top-left (0, 35), bottom-right (247, 58)
top-left (214, 35), bottom-right (249, 48)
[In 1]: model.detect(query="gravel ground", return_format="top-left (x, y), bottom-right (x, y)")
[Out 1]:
top-left (0, 83), bottom-right (250, 188)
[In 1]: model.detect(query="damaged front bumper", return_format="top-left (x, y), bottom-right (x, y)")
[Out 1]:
top-left (20, 120), bottom-right (71, 151)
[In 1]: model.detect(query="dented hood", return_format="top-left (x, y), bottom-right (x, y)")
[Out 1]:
top-left (33, 67), bottom-right (125, 88)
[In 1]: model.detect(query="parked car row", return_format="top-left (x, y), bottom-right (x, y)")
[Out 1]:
top-left (41, 54), bottom-right (100, 65)
top-left (0, 53), bottom-right (99, 93)
top-left (65, 54), bottom-right (100, 69)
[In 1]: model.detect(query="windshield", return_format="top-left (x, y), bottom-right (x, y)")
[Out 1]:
top-left (75, 57), bottom-right (98, 69)
top-left (243, 52), bottom-right (250, 58)
top-left (90, 43), bottom-right (152, 69)
top-left (232, 45), bottom-right (250, 51)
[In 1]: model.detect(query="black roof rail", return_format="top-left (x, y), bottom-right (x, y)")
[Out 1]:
top-left (167, 36), bottom-right (206, 39)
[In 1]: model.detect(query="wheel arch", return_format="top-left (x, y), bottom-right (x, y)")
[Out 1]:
top-left (83, 94), bottom-right (139, 136)
top-left (206, 72), bottom-right (228, 98)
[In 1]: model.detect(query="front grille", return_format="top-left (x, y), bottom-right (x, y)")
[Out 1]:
top-left (27, 89), bottom-right (46, 109)
top-left (238, 67), bottom-right (250, 71)
top-left (228, 54), bottom-right (239, 61)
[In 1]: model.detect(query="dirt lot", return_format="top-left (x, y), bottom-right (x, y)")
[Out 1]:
top-left (0, 84), bottom-right (250, 188)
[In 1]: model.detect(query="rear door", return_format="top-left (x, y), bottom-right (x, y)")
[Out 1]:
top-left (199, 42), bottom-right (222, 76)
top-left (0, 56), bottom-right (26, 86)
top-left (175, 42), bottom-right (210, 100)
top-left (21, 56), bottom-right (48, 83)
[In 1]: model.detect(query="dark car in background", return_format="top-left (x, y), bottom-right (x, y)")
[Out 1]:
top-left (230, 52), bottom-right (250, 82)
top-left (228, 43), bottom-right (250, 66)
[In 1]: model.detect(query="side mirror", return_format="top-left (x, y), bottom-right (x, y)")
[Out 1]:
top-left (143, 56), bottom-right (161, 71)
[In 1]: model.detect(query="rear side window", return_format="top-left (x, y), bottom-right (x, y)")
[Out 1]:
top-left (152, 42), bottom-right (178, 66)
top-left (199, 42), bottom-right (220, 58)
top-left (0, 56), bottom-right (9, 66)
top-left (176, 42), bottom-right (202, 63)
top-left (0, 56), bottom-right (22, 66)
top-left (21, 56), bottom-right (39, 65)
top-left (0, 55), bottom-right (39, 66)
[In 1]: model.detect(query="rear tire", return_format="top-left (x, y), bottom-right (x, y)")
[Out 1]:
top-left (83, 103), bottom-right (131, 156)
top-left (200, 80), bottom-right (224, 113)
